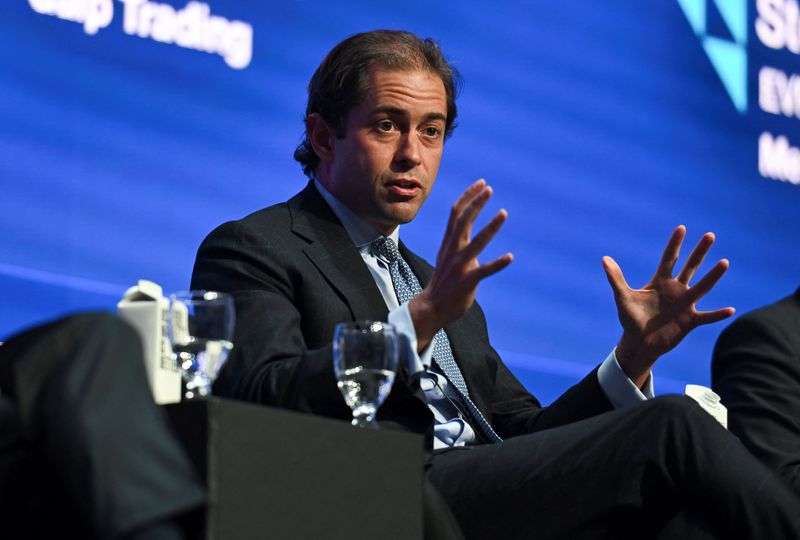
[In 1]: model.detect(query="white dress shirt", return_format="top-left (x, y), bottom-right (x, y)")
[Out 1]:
top-left (314, 180), bottom-right (653, 448)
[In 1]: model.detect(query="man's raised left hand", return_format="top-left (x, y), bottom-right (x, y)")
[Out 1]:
top-left (603, 225), bottom-right (735, 388)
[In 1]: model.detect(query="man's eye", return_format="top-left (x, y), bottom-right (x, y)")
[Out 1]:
top-left (423, 126), bottom-right (442, 137)
top-left (377, 120), bottom-right (394, 132)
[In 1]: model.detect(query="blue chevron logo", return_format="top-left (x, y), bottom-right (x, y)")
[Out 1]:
top-left (677, 0), bottom-right (748, 113)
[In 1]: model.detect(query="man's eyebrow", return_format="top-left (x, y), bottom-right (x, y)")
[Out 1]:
top-left (370, 105), bottom-right (447, 123)
top-left (422, 112), bottom-right (447, 123)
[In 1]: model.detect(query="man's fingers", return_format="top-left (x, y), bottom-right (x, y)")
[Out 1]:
top-left (602, 256), bottom-right (630, 297)
top-left (471, 253), bottom-right (514, 281)
top-left (443, 179), bottom-right (487, 245)
top-left (676, 232), bottom-right (715, 285)
top-left (453, 185), bottom-right (492, 242)
top-left (655, 225), bottom-right (686, 278)
top-left (694, 307), bottom-right (736, 326)
top-left (686, 259), bottom-right (729, 304)
top-left (453, 178), bottom-right (486, 210)
top-left (463, 209), bottom-right (508, 261)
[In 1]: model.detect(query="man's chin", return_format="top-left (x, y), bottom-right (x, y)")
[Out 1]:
top-left (369, 207), bottom-right (421, 234)
top-left (385, 206), bottom-right (422, 226)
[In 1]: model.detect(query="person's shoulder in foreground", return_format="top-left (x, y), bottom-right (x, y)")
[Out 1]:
top-left (712, 287), bottom-right (800, 493)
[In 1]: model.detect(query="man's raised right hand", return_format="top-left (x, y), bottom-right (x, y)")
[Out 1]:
top-left (408, 179), bottom-right (513, 351)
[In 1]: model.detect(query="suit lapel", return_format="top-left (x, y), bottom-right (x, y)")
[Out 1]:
top-left (289, 182), bottom-right (388, 322)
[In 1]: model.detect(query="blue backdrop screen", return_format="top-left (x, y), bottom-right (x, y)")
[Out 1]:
top-left (2, 1), bottom-right (798, 403)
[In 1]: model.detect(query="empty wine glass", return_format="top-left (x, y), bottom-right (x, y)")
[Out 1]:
top-left (333, 320), bottom-right (399, 428)
top-left (167, 290), bottom-right (235, 400)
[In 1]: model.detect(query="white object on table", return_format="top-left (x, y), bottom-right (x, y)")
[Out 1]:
top-left (684, 384), bottom-right (728, 429)
top-left (117, 279), bottom-right (181, 404)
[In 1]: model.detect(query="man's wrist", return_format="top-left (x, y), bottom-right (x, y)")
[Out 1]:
top-left (615, 334), bottom-right (657, 389)
top-left (388, 305), bottom-right (428, 374)
top-left (408, 294), bottom-right (439, 351)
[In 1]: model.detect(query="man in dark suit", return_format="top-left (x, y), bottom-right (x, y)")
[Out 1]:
top-left (712, 288), bottom-right (800, 494)
top-left (192, 30), bottom-right (800, 538)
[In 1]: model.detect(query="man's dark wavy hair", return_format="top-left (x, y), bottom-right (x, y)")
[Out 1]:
top-left (294, 30), bottom-right (461, 177)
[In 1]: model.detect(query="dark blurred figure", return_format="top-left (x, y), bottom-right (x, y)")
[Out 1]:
top-left (0, 313), bottom-right (204, 540)
top-left (712, 288), bottom-right (800, 494)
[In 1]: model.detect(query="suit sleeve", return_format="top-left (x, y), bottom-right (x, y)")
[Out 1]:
top-left (191, 219), bottom-right (351, 420)
top-left (712, 310), bottom-right (800, 493)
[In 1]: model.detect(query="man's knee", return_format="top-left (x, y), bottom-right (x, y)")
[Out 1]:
top-left (644, 394), bottom-right (706, 419)
top-left (641, 394), bottom-right (723, 438)
top-left (649, 394), bottom-right (698, 412)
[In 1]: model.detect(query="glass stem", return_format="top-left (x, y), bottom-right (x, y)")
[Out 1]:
top-left (351, 406), bottom-right (377, 428)
top-left (184, 372), bottom-right (212, 400)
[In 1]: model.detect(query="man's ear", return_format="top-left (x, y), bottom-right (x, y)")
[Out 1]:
top-left (306, 113), bottom-right (335, 163)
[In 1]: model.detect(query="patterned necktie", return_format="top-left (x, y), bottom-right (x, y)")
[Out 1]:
top-left (371, 236), bottom-right (502, 444)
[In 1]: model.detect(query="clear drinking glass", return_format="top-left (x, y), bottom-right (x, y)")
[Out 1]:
top-left (167, 290), bottom-right (235, 400)
top-left (333, 320), bottom-right (399, 428)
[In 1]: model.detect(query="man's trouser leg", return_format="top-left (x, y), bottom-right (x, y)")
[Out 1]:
top-left (427, 395), bottom-right (800, 540)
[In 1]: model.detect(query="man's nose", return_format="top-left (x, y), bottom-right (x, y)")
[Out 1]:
top-left (394, 132), bottom-right (422, 168)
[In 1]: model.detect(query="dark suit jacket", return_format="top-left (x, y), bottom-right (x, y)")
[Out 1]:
top-left (712, 288), bottom-right (800, 493)
top-left (191, 182), bottom-right (612, 444)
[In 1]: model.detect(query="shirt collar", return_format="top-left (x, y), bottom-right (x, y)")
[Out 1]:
top-left (314, 179), bottom-right (400, 250)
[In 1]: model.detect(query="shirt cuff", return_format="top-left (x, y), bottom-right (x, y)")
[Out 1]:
top-left (388, 303), bottom-right (433, 375)
top-left (597, 348), bottom-right (654, 409)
